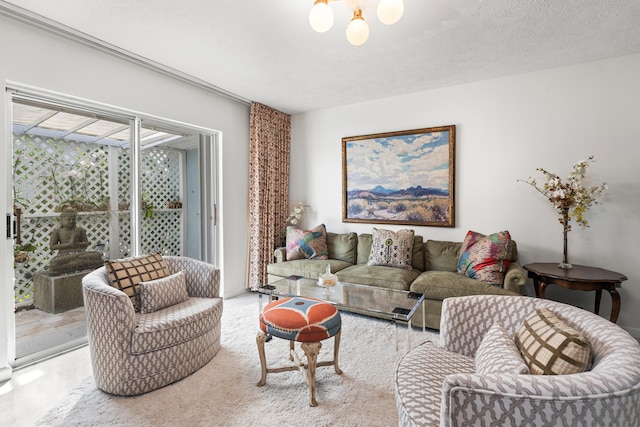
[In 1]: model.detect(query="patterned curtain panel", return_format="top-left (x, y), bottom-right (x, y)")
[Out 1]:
top-left (247, 103), bottom-right (291, 289)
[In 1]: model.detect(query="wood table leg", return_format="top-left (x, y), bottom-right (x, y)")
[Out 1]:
top-left (538, 281), bottom-right (548, 299)
top-left (594, 289), bottom-right (602, 315)
top-left (608, 289), bottom-right (621, 324)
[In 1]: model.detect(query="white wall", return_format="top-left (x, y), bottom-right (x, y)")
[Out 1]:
top-left (0, 15), bottom-right (249, 379)
top-left (291, 53), bottom-right (640, 338)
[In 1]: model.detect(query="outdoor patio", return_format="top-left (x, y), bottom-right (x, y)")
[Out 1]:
top-left (14, 305), bottom-right (87, 367)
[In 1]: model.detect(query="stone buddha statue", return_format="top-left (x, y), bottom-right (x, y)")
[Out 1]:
top-left (48, 208), bottom-right (104, 275)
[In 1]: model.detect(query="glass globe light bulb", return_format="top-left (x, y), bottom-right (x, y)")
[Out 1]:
top-left (309, 0), bottom-right (334, 33)
top-left (377, 0), bottom-right (404, 25)
top-left (346, 11), bottom-right (369, 46)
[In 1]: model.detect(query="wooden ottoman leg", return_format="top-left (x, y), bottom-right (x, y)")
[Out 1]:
top-left (333, 329), bottom-right (343, 375)
top-left (256, 331), bottom-right (268, 386)
top-left (301, 341), bottom-right (322, 407)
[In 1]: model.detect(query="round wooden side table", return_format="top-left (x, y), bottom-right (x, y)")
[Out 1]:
top-left (523, 262), bottom-right (627, 323)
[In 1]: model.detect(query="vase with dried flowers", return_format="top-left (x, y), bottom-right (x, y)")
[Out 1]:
top-left (287, 202), bottom-right (309, 226)
top-left (519, 155), bottom-right (607, 269)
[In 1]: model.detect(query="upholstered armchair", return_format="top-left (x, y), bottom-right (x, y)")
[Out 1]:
top-left (82, 255), bottom-right (223, 396)
top-left (396, 295), bottom-right (640, 426)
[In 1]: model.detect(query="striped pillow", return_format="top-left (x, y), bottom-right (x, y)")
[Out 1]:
top-left (515, 308), bottom-right (592, 375)
top-left (105, 253), bottom-right (170, 312)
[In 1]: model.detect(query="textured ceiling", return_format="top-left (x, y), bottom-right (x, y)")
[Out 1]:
top-left (3, 0), bottom-right (640, 114)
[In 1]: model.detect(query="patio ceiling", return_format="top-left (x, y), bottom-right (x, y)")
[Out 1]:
top-left (12, 102), bottom-right (190, 149)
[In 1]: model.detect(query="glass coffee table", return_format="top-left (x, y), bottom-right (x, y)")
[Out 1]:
top-left (258, 276), bottom-right (425, 351)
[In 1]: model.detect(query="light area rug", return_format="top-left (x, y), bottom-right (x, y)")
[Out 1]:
top-left (37, 292), bottom-right (438, 427)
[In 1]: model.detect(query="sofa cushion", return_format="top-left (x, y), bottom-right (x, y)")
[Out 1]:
top-left (457, 230), bottom-right (513, 285)
top-left (367, 228), bottom-right (415, 270)
top-left (515, 308), bottom-right (592, 375)
top-left (336, 264), bottom-right (421, 291)
top-left (286, 224), bottom-right (329, 261)
top-left (105, 253), bottom-right (170, 312)
top-left (267, 259), bottom-right (352, 280)
top-left (476, 323), bottom-right (530, 374)
top-left (425, 240), bottom-right (461, 272)
top-left (139, 270), bottom-right (190, 314)
top-left (327, 232), bottom-right (358, 264)
top-left (410, 271), bottom-right (519, 301)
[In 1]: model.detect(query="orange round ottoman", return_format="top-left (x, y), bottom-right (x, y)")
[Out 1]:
top-left (256, 297), bottom-right (342, 406)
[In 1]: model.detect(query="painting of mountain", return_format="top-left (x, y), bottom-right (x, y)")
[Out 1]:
top-left (342, 126), bottom-right (456, 227)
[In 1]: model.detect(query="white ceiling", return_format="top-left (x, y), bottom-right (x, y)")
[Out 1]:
top-left (3, 0), bottom-right (640, 114)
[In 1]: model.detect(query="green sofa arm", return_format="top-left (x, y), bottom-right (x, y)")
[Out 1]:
top-left (274, 247), bottom-right (286, 263)
top-left (503, 261), bottom-right (527, 293)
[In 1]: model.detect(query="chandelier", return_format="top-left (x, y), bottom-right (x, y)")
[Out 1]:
top-left (309, 0), bottom-right (405, 46)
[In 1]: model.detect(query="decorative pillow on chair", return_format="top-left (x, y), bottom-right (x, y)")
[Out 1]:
top-left (139, 270), bottom-right (190, 314)
top-left (286, 224), bottom-right (329, 261)
top-left (105, 253), bottom-right (170, 312)
top-left (476, 323), bottom-right (530, 374)
top-left (367, 228), bottom-right (415, 270)
top-left (457, 230), bottom-right (513, 285)
top-left (515, 308), bottom-right (592, 375)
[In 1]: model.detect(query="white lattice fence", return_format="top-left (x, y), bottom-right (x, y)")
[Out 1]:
top-left (13, 135), bottom-right (184, 305)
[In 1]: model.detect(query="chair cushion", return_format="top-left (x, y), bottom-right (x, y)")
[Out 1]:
top-left (286, 224), bottom-right (329, 261)
top-left (457, 230), bottom-right (513, 285)
top-left (139, 270), bottom-right (190, 314)
top-left (367, 228), bottom-right (415, 270)
top-left (105, 253), bottom-right (170, 312)
top-left (515, 308), bottom-right (592, 375)
top-left (476, 323), bottom-right (530, 374)
top-left (260, 297), bottom-right (341, 342)
top-left (131, 297), bottom-right (222, 355)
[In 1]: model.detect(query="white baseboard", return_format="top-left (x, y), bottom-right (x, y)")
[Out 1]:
top-left (0, 365), bottom-right (12, 383)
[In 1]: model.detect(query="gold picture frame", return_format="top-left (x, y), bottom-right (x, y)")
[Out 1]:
top-left (342, 125), bottom-right (455, 227)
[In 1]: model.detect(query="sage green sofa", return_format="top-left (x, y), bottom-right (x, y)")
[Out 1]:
top-left (267, 231), bottom-right (527, 329)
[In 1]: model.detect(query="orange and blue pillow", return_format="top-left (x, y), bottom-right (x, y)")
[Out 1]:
top-left (457, 230), bottom-right (513, 286)
top-left (286, 223), bottom-right (329, 261)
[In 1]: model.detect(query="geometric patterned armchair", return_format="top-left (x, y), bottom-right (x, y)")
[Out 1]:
top-left (82, 255), bottom-right (223, 396)
top-left (396, 295), bottom-right (640, 426)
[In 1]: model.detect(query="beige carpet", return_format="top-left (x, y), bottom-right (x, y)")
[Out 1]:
top-left (37, 292), bottom-right (438, 427)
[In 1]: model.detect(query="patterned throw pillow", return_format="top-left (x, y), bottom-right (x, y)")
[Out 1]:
top-left (367, 228), bottom-right (415, 270)
top-left (515, 308), bottom-right (592, 375)
top-left (286, 224), bottom-right (329, 261)
top-left (457, 230), bottom-right (513, 285)
top-left (105, 253), bottom-right (170, 312)
top-left (138, 270), bottom-right (190, 314)
top-left (476, 323), bottom-right (530, 374)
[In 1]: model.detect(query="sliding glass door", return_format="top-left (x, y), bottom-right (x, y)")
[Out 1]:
top-left (8, 92), bottom-right (218, 364)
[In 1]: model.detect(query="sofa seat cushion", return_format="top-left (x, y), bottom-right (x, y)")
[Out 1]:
top-left (336, 265), bottom-right (421, 291)
top-left (396, 341), bottom-right (476, 427)
top-left (131, 297), bottom-right (223, 355)
top-left (410, 271), bottom-right (519, 301)
top-left (267, 259), bottom-right (352, 280)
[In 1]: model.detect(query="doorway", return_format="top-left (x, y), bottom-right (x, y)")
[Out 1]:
top-left (9, 92), bottom-right (219, 366)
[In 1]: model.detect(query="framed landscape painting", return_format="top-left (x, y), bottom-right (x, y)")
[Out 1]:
top-left (342, 125), bottom-right (455, 227)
